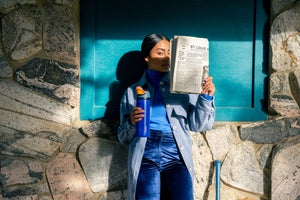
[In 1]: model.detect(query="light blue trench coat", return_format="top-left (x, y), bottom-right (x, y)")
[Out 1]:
top-left (118, 71), bottom-right (215, 200)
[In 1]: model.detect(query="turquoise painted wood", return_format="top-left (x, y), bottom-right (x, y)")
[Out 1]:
top-left (80, 0), bottom-right (268, 121)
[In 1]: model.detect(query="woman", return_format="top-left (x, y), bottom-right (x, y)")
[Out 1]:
top-left (118, 33), bottom-right (215, 200)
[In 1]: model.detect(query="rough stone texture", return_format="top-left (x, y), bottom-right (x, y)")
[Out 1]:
top-left (270, 71), bottom-right (291, 95)
top-left (290, 67), bottom-right (300, 107)
top-left (271, 135), bottom-right (300, 200)
top-left (205, 124), bottom-right (241, 160)
top-left (98, 190), bottom-right (127, 200)
top-left (14, 57), bottom-right (79, 107)
top-left (1, 6), bottom-right (42, 60)
top-left (240, 117), bottom-right (300, 143)
top-left (60, 128), bottom-right (86, 153)
top-left (269, 71), bottom-right (300, 116)
top-left (54, 83), bottom-right (80, 106)
top-left (0, 0), bottom-right (38, 14)
top-left (0, 126), bottom-right (61, 161)
top-left (207, 181), bottom-right (261, 200)
top-left (46, 153), bottom-right (94, 200)
top-left (191, 132), bottom-right (213, 199)
top-left (0, 185), bottom-right (38, 200)
top-left (271, 0), bottom-right (298, 16)
top-left (0, 157), bottom-right (43, 187)
top-left (270, 93), bottom-right (300, 116)
top-left (80, 120), bottom-right (120, 140)
top-left (39, 195), bottom-right (53, 200)
top-left (37, 181), bottom-right (51, 194)
top-left (270, 4), bottom-right (300, 72)
top-left (286, 32), bottom-right (300, 62)
top-left (221, 141), bottom-right (266, 197)
top-left (0, 48), bottom-right (12, 78)
top-left (256, 144), bottom-right (273, 170)
top-left (78, 138), bottom-right (128, 193)
top-left (43, 4), bottom-right (76, 64)
top-left (53, 0), bottom-right (74, 6)
top-left (0, 79), bottom-right (73, 135)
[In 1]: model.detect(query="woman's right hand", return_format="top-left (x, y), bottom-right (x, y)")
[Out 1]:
top-left (130, 107), bottom-right (144, 125)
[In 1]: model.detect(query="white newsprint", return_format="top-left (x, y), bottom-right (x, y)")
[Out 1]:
top-left (170, 35), bottom-right (209, 94)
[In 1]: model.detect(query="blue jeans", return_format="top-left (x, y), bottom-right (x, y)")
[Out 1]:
top-left (136, 130), bottom-right (194, 200)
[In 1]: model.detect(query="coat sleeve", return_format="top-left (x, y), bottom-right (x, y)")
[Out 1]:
top-left (118, 89), bottom-right (136, 145)
top-left (188, 95), bottom-right (215, 132)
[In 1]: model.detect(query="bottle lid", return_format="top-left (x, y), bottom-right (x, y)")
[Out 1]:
top-left (136, 86), bottom-right (150, 99)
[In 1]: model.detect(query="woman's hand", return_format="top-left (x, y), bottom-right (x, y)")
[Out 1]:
top-left (202, 77), bottom-right (215, 96)
top-left (130, 107), bottom-right (144, 125)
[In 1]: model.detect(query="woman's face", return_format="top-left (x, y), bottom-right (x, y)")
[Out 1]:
top-left (145, 39), bottom-right (170, 72)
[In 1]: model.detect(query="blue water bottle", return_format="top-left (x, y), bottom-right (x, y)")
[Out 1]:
top-left (136, 86), bottom-right (150, 137)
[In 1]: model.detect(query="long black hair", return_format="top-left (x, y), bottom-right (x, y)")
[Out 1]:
top-left (141, 33), bottom-right (169, 58)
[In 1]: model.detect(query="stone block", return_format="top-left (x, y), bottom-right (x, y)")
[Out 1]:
top-left (98, 190), bottom-right (127, 200)
top-left (256, 144), bottom-right (273, 170)
top-left (39, 195), bottom-right (53, 200)
top-left (191, 131), bottom-right (213, 199)
top-left (271, 0), bottom-right (298, 16)
top-left (0, 126), bottom-right (60, 161)
top-left (206, 181), bottom-right (261, 200)
top-left (0, 0), bottom-right (38, 14)
top-left (271, 135), bottom-right (300, 200)
top-left (205, 124), bottom-right (240, 160)
top-left (78, 138), bottom-right (128, 193)
top-left (270, 5), bottom-right (300, 71)
top-left (0, 79), bottom-right (74, 129)
top-left (0, 185), bottom-right (38, 200)
top-left (1, 6), bottom-right (42, 60)
top-left (37, 181), bottom-right (50, 194)
top-left (269, 71), bottom-right (300, 116)
top-left (290, 67), bottom-right (300, 107)
top-left (46, 153), bottom-right (94, 200)
top-left (80, 119), bottom-right (119, 140)
top-left (0, 157), bottom-right (43, 187)
top-left (14, 58), bottom-right (79, 107)
top-left (43, 4), bottom-right (76, 64)
top-left (269, 72), bottom-right (290, 95)
top-left (240, 117), bottom-right (300, 143)
top-left (221, 141), bottom-right (267, 197)
top-left (53, 0), bottom-right (74, 6)
top-left (60, 128), bottom-right (86, 153)
top-left (270, 93), bottom-right (300, 116)
top-left (0, 48), bottom-right (12, 78)
top-left (0, 80), bottom-right (73, 137)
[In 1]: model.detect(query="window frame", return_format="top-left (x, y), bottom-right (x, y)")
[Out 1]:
top-left (80, 0), bottom-right (268, 121)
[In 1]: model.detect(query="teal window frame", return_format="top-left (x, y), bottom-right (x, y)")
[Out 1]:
top-left (80, 0), bottom-right (268, 121)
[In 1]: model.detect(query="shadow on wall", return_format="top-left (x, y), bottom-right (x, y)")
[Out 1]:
top-left (104, 51), bottom-right (148, 120)
top-left (103, 51), bottom-right (147, 199)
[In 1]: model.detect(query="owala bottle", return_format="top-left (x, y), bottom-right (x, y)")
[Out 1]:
top-left (135, 86), bottom-right (150, 137)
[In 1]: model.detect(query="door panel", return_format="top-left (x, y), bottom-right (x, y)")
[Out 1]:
top-left (80, 0), bottom-right (268, 121)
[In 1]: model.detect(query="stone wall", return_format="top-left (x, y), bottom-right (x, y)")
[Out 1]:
top-left (0, 0), bottom-right (299, 200)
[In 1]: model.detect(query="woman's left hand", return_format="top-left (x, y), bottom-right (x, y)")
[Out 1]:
top-left (201, 76), bottom-right (215, 96)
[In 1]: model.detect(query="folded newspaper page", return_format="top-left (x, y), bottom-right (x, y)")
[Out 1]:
top-left (170, 35), bottom-right (209, 94)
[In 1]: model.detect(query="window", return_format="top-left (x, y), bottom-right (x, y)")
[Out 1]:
top-left (80, 0), bottom-right (268, 121)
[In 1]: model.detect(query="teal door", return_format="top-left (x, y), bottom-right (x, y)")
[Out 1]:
top-left (80, 0), bottom-right (268, 121)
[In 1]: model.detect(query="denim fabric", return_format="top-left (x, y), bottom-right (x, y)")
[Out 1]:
top-left (136, 130), bottom-right (194, 200)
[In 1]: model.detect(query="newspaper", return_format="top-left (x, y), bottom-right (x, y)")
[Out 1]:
top-left (170, 35), bottom-right (209, 94)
